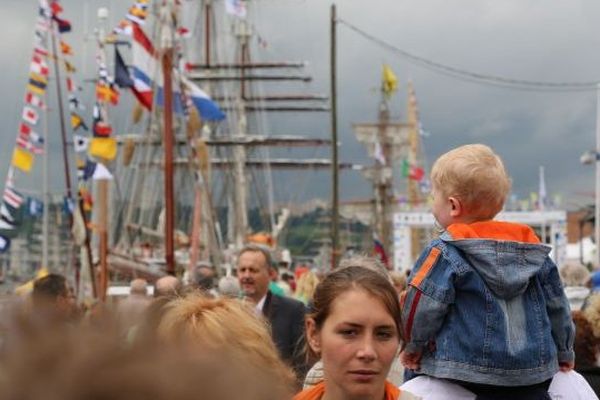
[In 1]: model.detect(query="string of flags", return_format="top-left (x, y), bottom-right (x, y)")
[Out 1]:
top-left (0, 0), bottom-right (76, 253)
top-left (10, 0), bottom-right (53, 175)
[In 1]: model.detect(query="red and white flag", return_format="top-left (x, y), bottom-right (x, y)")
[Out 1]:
top-left (33, 46), bottom-right (48, 58)
top-left (3, 187), bottom-right (23, 209)
top-left (25, 92), bottom-right (46, 110)
top-left (19, 122), bottom-right (32, 139)
top-left (16, 136), bottom-right (44, 155)
top-left (22, 106), bottom-right (39, 125)
top-left (30, 55), bottom-right (49, 77)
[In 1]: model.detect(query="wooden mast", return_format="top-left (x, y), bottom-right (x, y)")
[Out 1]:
top-left (50, 16), bottom-right (82, 288)
top-left (374, 94), bottom-right (394, 263)
top-left (161, 26), bottom-right (176, 275)
top-left (330, 3), bottom-right (340, 269)
top-left (406, 82), bottom-right (423, 261)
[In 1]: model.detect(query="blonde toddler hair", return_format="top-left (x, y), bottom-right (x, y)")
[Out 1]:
top-left (431, 143), bottom-right (511, 220)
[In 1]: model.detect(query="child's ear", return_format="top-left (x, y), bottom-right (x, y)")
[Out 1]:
top-left (448, 196), bottom-right (463, 217)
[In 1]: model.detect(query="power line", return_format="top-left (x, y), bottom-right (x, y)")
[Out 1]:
top-left (338, 18), bottom-right (600, 92)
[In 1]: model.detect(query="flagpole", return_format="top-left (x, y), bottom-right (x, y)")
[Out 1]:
top-left (42, 66), bottom-right (49, 270)
top-left (51, 18), bottom-right (79, 289)
top-left (50, 24), bottom-right (73, 201)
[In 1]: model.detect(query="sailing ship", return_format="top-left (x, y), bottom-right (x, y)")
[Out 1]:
top-left (98, 0), bottom-right (343, 287)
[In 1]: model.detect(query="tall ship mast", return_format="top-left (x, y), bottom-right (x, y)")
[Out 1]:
top-left (345, 67), bottom-right (429, 269)
top-left (100, 0), bottom-right (344, 284)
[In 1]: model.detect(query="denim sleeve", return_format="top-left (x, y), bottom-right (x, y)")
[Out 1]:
top-left (402, 244), bottom-right (455, 353)
top-left (539, 257), bottom-right (575, 364)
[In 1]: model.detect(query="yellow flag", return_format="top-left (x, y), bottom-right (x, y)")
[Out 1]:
top-left (12, 147), bottom-right (34, 172)
top-left (14, 267), bottom-right (48, 296)
top-left (382, 64), bottom-right (398, 98)
top-left (89, 137), bottom-right (117, 161)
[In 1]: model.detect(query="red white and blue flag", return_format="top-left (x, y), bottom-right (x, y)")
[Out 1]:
top-left (131, 24), bottom-right (222, 119)
top-left (181, 75), bottom-right (225, 121)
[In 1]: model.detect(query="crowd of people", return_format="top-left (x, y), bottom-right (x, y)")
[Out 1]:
top-left (1, 143), bottom-right (600, 399)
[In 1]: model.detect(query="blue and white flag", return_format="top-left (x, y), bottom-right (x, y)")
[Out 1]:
top-left (27, 197), bottom-right (44, 217)
top-left (181, 76), bottom-right (225, 121)
top-left (63, 197), bottom-right (75, 215)
top-left (0, 218), bottom-right (15, 230)
top-left (225, 0), bottom-right (247, 18)
top-left (0, 235), bottom-right (10, 253)
top-left (0, 203), bottom-right (14, 224)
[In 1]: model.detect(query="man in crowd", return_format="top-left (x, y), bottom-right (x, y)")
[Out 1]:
top-left (154, 275), bottom-right (182, 298)
top-left (236, 244), bottom-right (307, 380)
top-left (32, 273), bottom-right (76, 321)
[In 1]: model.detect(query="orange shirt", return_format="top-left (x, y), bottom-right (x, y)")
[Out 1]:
top-left (293, 380), bottom-right (401, 400)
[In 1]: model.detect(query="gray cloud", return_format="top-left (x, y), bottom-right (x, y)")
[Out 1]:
top-left (1, 0), bottom-right (599, 210)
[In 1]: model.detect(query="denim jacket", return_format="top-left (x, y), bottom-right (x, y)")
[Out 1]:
top-left (401, 221), bottom-right (575, 386)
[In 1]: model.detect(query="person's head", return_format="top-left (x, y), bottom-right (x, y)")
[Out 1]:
top-left (572, 311), bottom-right (600, 369)
top-left (156, 293), bottom-right (295, 398)
top-left (560, 263), bottom-right (590, 287)
top-left (32, 273), bottom-right (73, 317)
top-left (154, 275), bottom-right (182, 298)
top-left (294, 270), bottom-right (319, 303)
top-left (584, 293), bottom-right (600, 338)
top-left (305, 260), bottom-right (402, 400)
top-left (0, 306), bottom-right (289, 400)
top-left (430, 144), bottom-right (511, 228)
top-left (191, 262), bottom-right (216, 291)
top-left (236, 244), bottom-right (275, 303)
top-left (129, 278), bottom-right (148, 296)
top-left (217, 275), bottom-right (241, 298)
top-left (389, 271), bottom-right (407, 295)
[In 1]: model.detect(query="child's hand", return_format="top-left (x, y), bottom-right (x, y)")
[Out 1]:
top-left (400, 350), bottom-right (422, 370)
top-left (559, 361), bottom-right (574, 372)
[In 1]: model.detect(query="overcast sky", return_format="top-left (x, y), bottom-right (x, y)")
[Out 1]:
top-left (2, 0), bottom-right (600, 211)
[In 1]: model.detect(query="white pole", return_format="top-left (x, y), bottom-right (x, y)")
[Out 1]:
top-left (595, 83), bottom-right (600, 268)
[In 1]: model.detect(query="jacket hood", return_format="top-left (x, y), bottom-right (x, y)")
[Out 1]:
top-left (440, 221), bottom-right (551, 299)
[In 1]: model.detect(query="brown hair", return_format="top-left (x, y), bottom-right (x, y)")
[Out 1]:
top-left (573, 311), bottom-right (600, 368)
top-left (584, 293), bottom-right (600, 338)
top-left (306, 261), bottom-right (402, 360)
top-left (431, 144), bottom-right (511, 220)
